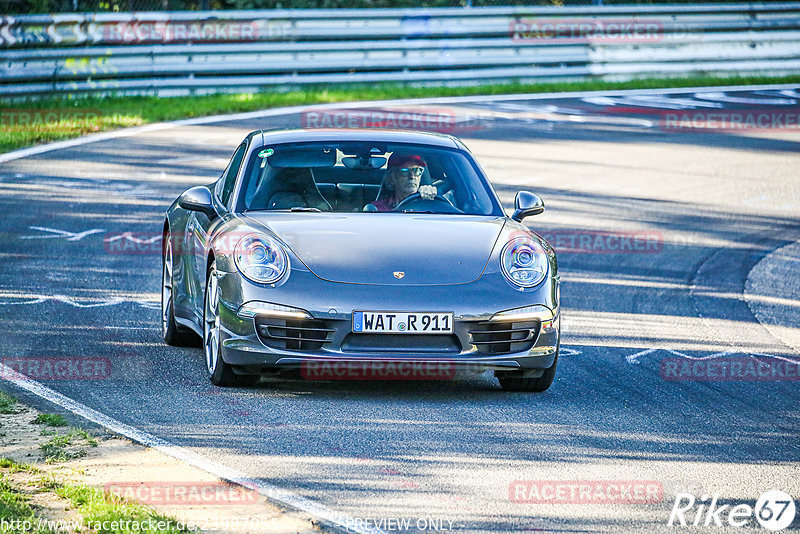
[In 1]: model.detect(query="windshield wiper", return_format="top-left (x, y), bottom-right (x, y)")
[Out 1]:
top-left (402, 209), bottom-right (437, 214)
top-left (289, 207), bottom-right (322, 212)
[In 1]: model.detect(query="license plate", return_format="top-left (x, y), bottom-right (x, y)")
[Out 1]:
top-left (353, 311), bottom-right (454, 334)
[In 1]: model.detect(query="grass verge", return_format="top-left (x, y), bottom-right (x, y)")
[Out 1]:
top-left (0, 476), bottom-right (55, 534)
top-left (32, 414), bottom-right (68, 428)
top-left (39, 429), bottom-right (98, 464)
top-left (1, 73), bottom-right (799, 154)
top-left (57, 485), bottom-right (190, 533)
top-left (0, 393), bottom-right (19, 415)
top-left (0, 457), bottom-right (190, 533)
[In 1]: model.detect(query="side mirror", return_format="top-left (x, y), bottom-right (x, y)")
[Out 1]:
top-left (512, 191), bottom-right (545, 222)
top-left (178, 186), bottom-right (217, 219)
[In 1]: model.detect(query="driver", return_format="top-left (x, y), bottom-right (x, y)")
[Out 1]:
top-left (365, 153), bottom-right (436, 212)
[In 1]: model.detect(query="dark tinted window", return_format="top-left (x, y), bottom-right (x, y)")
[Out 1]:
top-left (217, 143), bottom-right (246, 208)
top-left (237, 142), bottom-right (503, 216)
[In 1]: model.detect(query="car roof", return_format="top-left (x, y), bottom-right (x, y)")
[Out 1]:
top-left (248, 129), bottom-right (462, 149)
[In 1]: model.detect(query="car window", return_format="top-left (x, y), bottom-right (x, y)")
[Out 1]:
top-left (216, 143), bottom-right (246, 208)
top-left (237, 142), bottom-right (503, 216)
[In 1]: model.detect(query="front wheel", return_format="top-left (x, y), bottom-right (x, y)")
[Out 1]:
top-left (497, 352), bottom-right (558, 392)
top-left (203, 262), bottom-right (258, 387)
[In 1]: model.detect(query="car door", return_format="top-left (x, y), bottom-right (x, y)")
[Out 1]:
top-left (186, 142), bottom-right (247, 323)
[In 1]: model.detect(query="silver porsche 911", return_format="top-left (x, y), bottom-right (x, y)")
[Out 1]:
top-left (161, 129), bottom-right (560, 392)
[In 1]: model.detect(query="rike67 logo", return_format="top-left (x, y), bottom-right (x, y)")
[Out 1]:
top-left (668, 490), bottom-right (796, 531)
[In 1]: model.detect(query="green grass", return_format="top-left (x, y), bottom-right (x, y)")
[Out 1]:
top-left (39, 429), bottom-right (97, 464)
top-left (0, 476), bottom-right (55, 534)
top-left (39, 434), bottom-right (84, 463)
top-left (1, 73), bottom-right (799, 154)
top-left (0, 393), bottom-right (19, 415)
top-left (0, 458), bottom-right (40, 474)
top-left (0, 457), bottom-right (188, 533)
top-left (57, 485), bottom-right (190, 533)
top-left (32, 414), bottom-right (68, 428)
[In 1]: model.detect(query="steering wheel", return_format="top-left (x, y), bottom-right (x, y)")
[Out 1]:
top-left (393, 192), bottom-right (462, 213)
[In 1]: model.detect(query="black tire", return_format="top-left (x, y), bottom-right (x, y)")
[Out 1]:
top-left (162, 238), bottom-right (198, 346)
top-left (497, 352), bottom-right (558, 392)
top-left (203, 262), bottom-right (259, 387)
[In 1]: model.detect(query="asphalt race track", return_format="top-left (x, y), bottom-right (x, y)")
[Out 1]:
top-left (1, 85), bottom-right (799, 533)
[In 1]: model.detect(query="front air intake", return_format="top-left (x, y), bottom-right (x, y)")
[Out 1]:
top-left (255, 317), bottom-right (334, 351)
top-left (468, 320), bottom-right (540, 355)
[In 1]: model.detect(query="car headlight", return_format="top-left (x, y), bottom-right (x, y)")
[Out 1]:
top-left (500, 237), bottom-right (548, 288)
top-left (234, 234), bottom-right (289, 284)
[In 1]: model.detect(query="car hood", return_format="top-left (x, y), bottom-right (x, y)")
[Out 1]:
top-left (242, 212), bottom-right (506, 285)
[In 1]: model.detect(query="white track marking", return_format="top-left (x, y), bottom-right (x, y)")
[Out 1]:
top-left (21, 226), bottom-right (104, 241)
top-left (749, 352), bottom-right (800, 365)
top-left (0, 297), bottom-right (48, 306)
top-left (559, 347), bottom-right (582, 356)
top-left (0, 295), bottom-right (154, 309)
top-left (667, 349), bottom-right (738, 361)
top-left (626, 348), bottom-right (795, 365)
top-left (664, 348), bottom-right (689, 358)
top-left (663, 348), bottom-right (736, 360)
top-left (103, 325), bottom-right (158, 331)
top-left (0, 362), bottom-right (384, 534)
top-left (753, 89), bottom-right (800, 99)
top-left (50, 295), bottom-right (125, 308)
top-left (693, 92), bottom-right (797, 105)
top-left (478, 102), bottom-right (588, 115)
top-left (443, 102), bottom-right (654, 127)
top-left (105, 232), bottom-right (161, 245)
top-left (1, 83), bottom-right (798, 165)
top-left (582, 95), bottom-right (723, 110)
top-left (625, 348), bottom-right (657, 364)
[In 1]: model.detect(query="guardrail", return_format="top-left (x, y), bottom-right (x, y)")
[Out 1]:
top-left (2, 3), bottom-right (800, 98)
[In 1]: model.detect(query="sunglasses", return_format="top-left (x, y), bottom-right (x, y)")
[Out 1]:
top-left (396, 166), bottom-right (425, 177)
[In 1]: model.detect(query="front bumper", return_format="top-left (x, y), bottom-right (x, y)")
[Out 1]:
top-left (215, 269), bottom-right (560, 373)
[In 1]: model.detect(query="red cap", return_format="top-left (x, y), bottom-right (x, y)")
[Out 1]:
top-left (388, 153), bottom-right (426, 168)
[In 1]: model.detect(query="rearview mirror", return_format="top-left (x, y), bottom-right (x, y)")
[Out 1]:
top-left (178, 186), bottom-right (217, 219)
top-left (512, 191), bottom-right (545, 221)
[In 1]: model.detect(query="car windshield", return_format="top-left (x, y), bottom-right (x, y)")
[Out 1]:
top-left (237, 141), bottom-right (503, 215)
